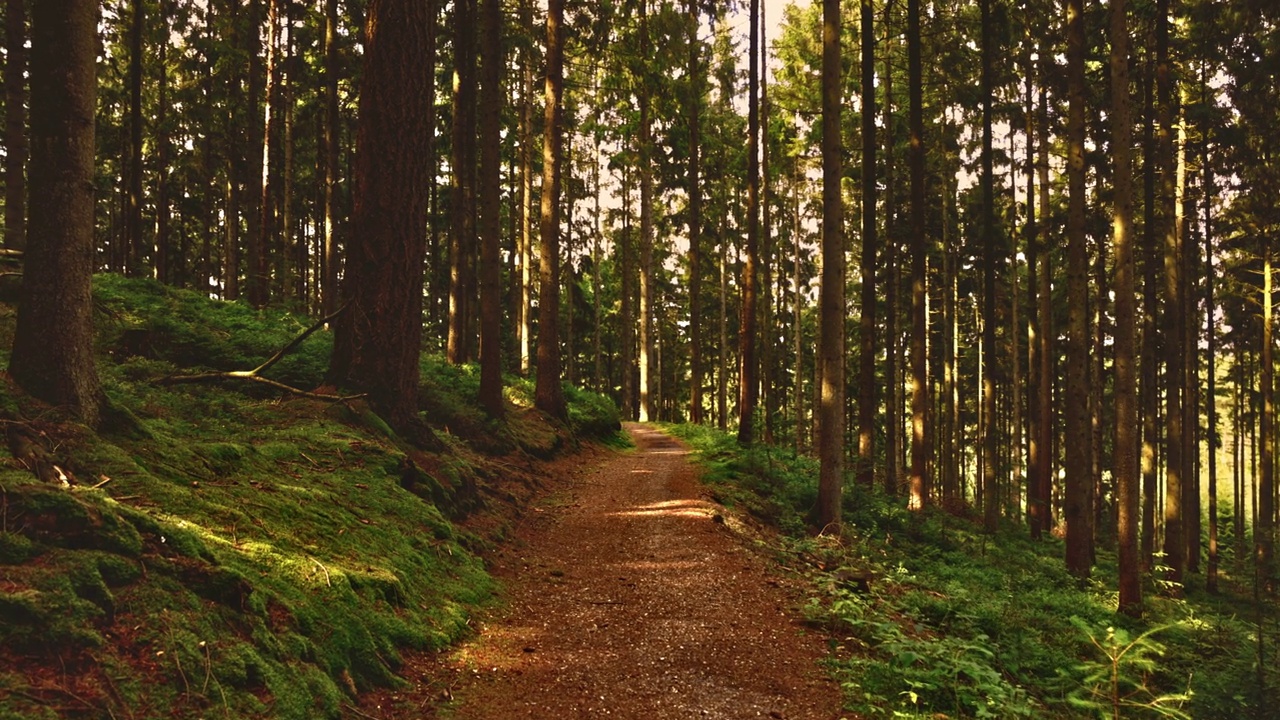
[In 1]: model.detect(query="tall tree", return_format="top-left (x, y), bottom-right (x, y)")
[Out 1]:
top-left (535, 0), bottom-right (567, 419)
top-left (817, 0), bottom-right (844, 531)
top-left (448, 0), bottom-right (477, 365)
top-left (321, 0), bottom-right (341, 316)
top-left (327, 0), bottom-right (434, 435)
top-left (686, 0), bottom-right (705, 425)
top-left (477, 0), bottom-right (503, 416)
top-left (738, 0), bottom-right (761, 446)
top-left (856, 0), bottom-right (877, 489)
top-left (1111, 0), bottom-right (1141, 615)
top-left (1260, 248), bottom-right (1275, 590)
top-left (907, 0), bottom-right (929, 511)
top-left (4, 0), bottom-right (25, 251)
top-left (10, 0), bottom-right (101, 426)
top-left (1157, 0), bottom-right (1186, 588)
top-left (1064, 0), bottom-right (1093, 578)
top-left (126, 0), bottom-right (144, 275)
top-left (979, 0), bottom-right (999, 530)
top-left (639, 0), bottom-right (655, 422)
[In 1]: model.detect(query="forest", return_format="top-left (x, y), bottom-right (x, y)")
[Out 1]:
top-left (1, 0), bottom-right (1279, 717)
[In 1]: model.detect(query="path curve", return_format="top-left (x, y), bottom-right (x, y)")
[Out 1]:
top-left (440, 423), bottom-right (843, 719)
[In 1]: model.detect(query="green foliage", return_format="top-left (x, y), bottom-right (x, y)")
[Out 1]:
top-left (670, 422), bottom-right (1272, 719)
top-left (1067, 620), bottom-right (1192, 719)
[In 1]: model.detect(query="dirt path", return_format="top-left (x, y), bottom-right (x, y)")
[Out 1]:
top-left (427, 424), bottom-right (845, 720)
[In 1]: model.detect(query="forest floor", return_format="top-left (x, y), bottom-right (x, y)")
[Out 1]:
top-left (358, 423), bottom-right (846, 720)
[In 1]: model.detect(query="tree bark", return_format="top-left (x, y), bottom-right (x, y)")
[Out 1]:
top-left (535, 0), bottom-right (566, 420)
top-left (1065, 0), bottom-right (1093, 578)
top-left (477, 0), bottom-right (503, 416)
top-left (1111, 0), bottom-right (1141, 616)
top-left (321, 0), bottom-right (340, 316)
top-left (326, 0), bottom-right (434, 436)
top-left (4, 0), bottom-right (26, 251)
top-left (639, 0), bottom-right (655, 423)
top-left (126, 0), bottom-right (144, 276)
top-left (980, 0), bottom-right (999, 530)
top-left (1260, 249), bottom-right (1274, 591)
top-left (908, 0), bottom-right (929, 511)
top-left (10, 0), bottom-right (101, 427)
top-left (856, 0), bottom-right (877, 490)
top-left (817, 0), bottom-right (844, 532)
top-left (738, 0), bottom-right (761, 446)
top-left (687, 0), bottom-right (704, 425)
top-left (448, 0), bottom-right (477, 365)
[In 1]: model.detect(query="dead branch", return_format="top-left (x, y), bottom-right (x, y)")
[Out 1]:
top-left (157, 304), bottom-right (364, 402)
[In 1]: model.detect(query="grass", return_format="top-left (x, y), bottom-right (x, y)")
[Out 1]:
top-left (0, 275), bottom-right (622, 720)
top-left (666, 422), bottom-right (1277, 719)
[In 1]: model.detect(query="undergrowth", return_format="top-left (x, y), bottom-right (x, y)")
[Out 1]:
top-left (666, 423), bottom-right (1277, 719)
top-left (0, 275), bottom-right (620, 720)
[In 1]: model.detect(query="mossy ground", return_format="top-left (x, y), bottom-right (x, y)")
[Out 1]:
top-left (0, 275), bottom-right (621, 720)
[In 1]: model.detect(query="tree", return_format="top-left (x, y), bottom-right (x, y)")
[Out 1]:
top-left (448, 0), bottom-right (477, 365)
top-left (907, 0), bottom-right (929, 511)
top-left (4, 0), bottom-right (25, 251)
top-left (738, 0), bottom-right (761, 446)
top-left (1064, 0), bottom-right (1093, 578)
top-left (980, 0), bottom-right (998, 531)
top-left (327, 0), bottom-right (434, 435)
top-left (478, 0), bottom-right (504, 416)
top-left (10, 0), bottom-right (102, 426)
top-left (817, 0), bottom-right (844, 531)
top-left (320, 0), bottom-right (341, 316)
top-left (535, 0), bottom-right (567, 420)
top-left (1111, 0), bottom-right (1141, 616)
top-left (686, 0), bottom-right (705, 425)
top-left (639, 0), bottom-right (655, 422)
top-left (855, 0), bottom-right (877, 490)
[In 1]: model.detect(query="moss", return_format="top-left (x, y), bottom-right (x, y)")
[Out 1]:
top-left (0, 532), bottom-right (38, 564)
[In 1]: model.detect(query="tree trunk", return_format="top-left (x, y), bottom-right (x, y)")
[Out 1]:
top-left (127, 0), bottom-right (144, 276)
top-left (1111, 0), bottom-right (1141, 615)
top-left (10, 0), bottom-right (101, 427)
top-left (535, 0), bottom-right (566, 419)
top-left (321, 0), bottom-right (341, 316)
top-left (639, 0), bottom-right (655, 423)
top-left (856, 0), bottom-right (877, 489)
top-left (1203, 110), bottom-right (1218, 593)
top-left (448, 0), bottom-right (477, 365)
top-left (981, 0), bottom-right (998, 531)
top-left (253, 0), bottom-right (282, 308)
top-left (738, 0), bottom-right (761, 446)
top-left (908, 0), bottom-right (929, 512)
top-left (4, 0), bottom-right (26, 251)
top-left (327, 0), bottom-right (434, 437)
top-left (620, 167), bottom-right (636, 419)
top-left (155, 34), bottom-right (171, 284)
top-left (817, 0), bottom-right (844, 532)
top-left (519, 0), bottom-right (534, 376)
top-left (687, 0), bottom-right (704, 424)
top-left (883, 3), bottom-right (899, 496)
top-left (244, 0), bottom-right (265, 304)
top-left (1140, 33), bottom-right (1159, 570)
top-left (1025, 54), bottom-right (1043, 536)
top-left (477, 0), bottom-right (503, 416)
top-left (1260, 249), bottom-right (1274, 591)
top-left (1157, 0), bottom-right (1185, 588)
top-left (1065, 0), bottom-right (1093, 578)
top-left (1037, 67), bottom-right (1054, 536)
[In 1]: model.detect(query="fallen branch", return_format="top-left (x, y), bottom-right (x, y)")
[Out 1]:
top-left (157, 304), bottom-right (364, 402)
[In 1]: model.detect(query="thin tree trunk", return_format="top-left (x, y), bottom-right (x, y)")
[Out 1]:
top-left (1157, 0), bottom-right (1185, 588)
top-left (856, 0), bottom-right (877, 489)
top-left (1260, 249), bottom-right (1274, 591)
top-left (1065, 0), bottom-right (1093, 578)
top-left (794, 171), bottom-right (805, 452)
top-left (254, 0), bottom-right (282, 307)
top-left (155, 34), bottom-right (171, 285)
top-left (5, 0), bottom-right (26, 251)
top-left (738, 0), bottom-right (761, 446)
top-left (908, 0), bottom-right (928, 511)
top-left (477, 0), bottom-right (503, 416)
top-left (519, 0), bottom-right (534, 376)
top-left (883, 1), bottom-right (899, 495)
top-left (639, 0), bottom-right (655, 423)
top-left (1204, 109), bottom-right (1219, 592)
top-left (449, 0), bottom-right (477, 365)
top-left (687, 0), bottom-right (704, 423)
top-left (621, 166), bottom-right (636, 419)
top-left (981, 0), bottom-right (998, 530)
top-left (1026, 54), bottom-right (1043, 536)
top-left (1037, 66), bottom-right (1054, 536)
top-left (1111, 0), bottom-right (1140, 615)
top-left (127, 0), bottom-right (144, 276)
top-left (817, 0), bottom-right (844, 531)
top-left (535, 0), bottom-right (566, 419)
top-left (321, 0), bottom-right (340, 315)
top-left (1140, 33), bottom-right (1160, 569)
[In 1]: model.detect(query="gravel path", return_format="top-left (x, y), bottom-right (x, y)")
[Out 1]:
top-left (434, 423), bottom-right (844, 720)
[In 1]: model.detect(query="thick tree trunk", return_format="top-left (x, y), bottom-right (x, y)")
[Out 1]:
top-left (253, 0), bottom-right (282, 308)
top-left (882, 5), bottom-right (899, 496)
top-left (1111, 0), bottom-right (1141, 615)
top-left (243, 0), bottom-right (265, 304)
top-left (477, 0), bottom-right (503, 416)
top-left (327, 0), bottom-right (434, 436)
top-left (817, 0), bottom-right (844, 532)
top-left (11, 0), bottom-right (101, 427)
top-left (856, 0), bottom-right (877, 490)
top-left (1140, 38), bottom-right (1159, 569)
top-left (519, 0), bottom-right (534, 376)
top-left (1065, 0), bottom-right (1093, 578)
top-left (535, 0), bottom-right (566, 419)
top-left (321, 0), bottom-right (340, 316)
top-left (5, 0), bottom-right (26, 251)
top-left (448, 0), bottom-right (477, 365)
top-left (639, 0), bottom-right (655, 423)
top-left (908, 0), bottom-right (929, 511)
